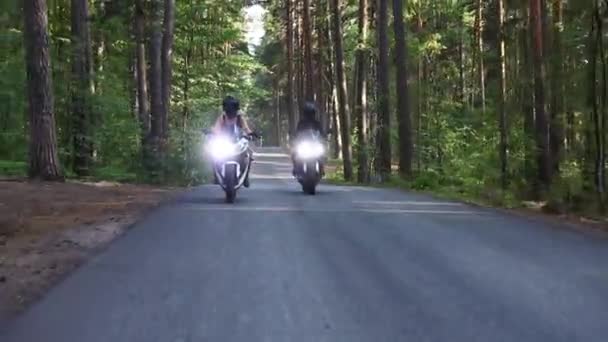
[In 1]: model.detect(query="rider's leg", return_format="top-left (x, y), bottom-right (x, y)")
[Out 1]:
top-left (212, 163), bottom-right (219, 184)
top-left (242, 153), bottom-right (251, 188)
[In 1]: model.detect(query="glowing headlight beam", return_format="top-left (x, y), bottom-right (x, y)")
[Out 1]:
top-left (206, 136), bottom-right (236, 160)
top-left (296, 141), bottom-right (324, 159)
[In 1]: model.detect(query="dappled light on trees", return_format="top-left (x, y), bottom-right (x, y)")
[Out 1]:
top-left (2, 0), bottom-right (608, 215)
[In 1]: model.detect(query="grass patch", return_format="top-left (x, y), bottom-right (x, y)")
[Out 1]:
top-left (91, 165), bottom-right (138, 183)
top-left (0, 160), bottom-right (26, 177)
top-left (325, 169), bottom-right (523, 209)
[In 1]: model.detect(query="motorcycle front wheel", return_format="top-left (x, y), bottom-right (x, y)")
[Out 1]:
top-left (224, 164), bottom-right (237, 203)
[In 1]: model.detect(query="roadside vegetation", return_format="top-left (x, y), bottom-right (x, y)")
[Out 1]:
top-left (257, 0), bottom-right (608, 222)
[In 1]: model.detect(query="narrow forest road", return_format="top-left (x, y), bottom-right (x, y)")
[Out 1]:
top-left (2, 147), bottom-right (608, 342)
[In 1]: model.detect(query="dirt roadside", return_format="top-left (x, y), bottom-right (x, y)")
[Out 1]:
top-left (0, 180), bottom-right (178, 321)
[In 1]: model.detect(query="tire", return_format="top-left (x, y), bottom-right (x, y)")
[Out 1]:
top-left (302, 182), bottom-right (316, 195)
top-left (224, 164), bottom-right (237, 203)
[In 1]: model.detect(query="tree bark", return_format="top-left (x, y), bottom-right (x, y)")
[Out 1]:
top-left (355, 0), bottom-right (370, 183)
top-left (285, 0), bottom-right (296, 138)
top-left (71, 0), bottom-right (94, 176)
top-left (134, 0), bottom-right (149, 136)
top-left (315, 0), bottom-right (328, 133)
top-left (147, 0), bottom-right (163, 169)
top-left (302, 0), bottom-right (315, 101)
top-left (497, 0), bottom-right (508, 189)
top-left (24, 0), bottom-right (63, 180)
top-left (589, 1), bottom-right (606, 210)
top-left (295, 3), bottom-right (304, 112)
top-left (375, 0), bottom-right (392, 180)
top-left (275, 87), bottom-right (281, 146)
top-left (522, 5), bottom-right (536, 189)
top-left (549, 0), bottom-right (564, 172)
top-left (330, 0), bottom-right (353, 180)
top-left (530, 0), bottom-right (552, 193)
top-left (476, 0), bottom-right (486, 112)
top-left (161, 0), bottom-right (175, 139)
top-left (392, 0), bottom-right (413, 177)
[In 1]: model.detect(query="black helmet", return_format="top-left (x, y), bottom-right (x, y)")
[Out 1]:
top-left (302, 101), bottom-right (317, 119)
top-left (222, 96), bottom-right (240, 118)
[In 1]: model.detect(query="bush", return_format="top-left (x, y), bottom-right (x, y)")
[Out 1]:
top-left (0, 160), bottom-right (26, 177)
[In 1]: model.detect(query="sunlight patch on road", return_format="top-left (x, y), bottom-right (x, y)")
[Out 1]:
top-left (253, 161), bottom-right (292, 167)
top-left (249, 174), bottom-right (293, 180)
top-left (253, 152), bottom-right (290, 158)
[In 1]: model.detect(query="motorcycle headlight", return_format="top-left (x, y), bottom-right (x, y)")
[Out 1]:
top-left (296, 141), bottom-right (324, 159)
top-left (206, 136), bottom-right (235, 160)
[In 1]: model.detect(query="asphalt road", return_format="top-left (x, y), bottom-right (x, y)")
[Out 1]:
top-left (2, 147), bottom-right (608, 342)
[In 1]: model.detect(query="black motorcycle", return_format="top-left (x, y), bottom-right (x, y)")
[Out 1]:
top-left (293, 129), bottom-right (325, 195)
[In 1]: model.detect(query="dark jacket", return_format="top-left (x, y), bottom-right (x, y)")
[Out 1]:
top-left (296, 118), bottom-right (324, 136)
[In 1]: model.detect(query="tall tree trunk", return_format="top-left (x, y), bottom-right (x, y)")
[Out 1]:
top-left (315, 0), bottom-right (328, 133)
top-left (275, 87), bottom-right (281, 146)
top-left (295, 3), bottom-right (304, 112)
top-left (497, 0), bottom-right (508, 189)
top-left (522, 5), bottom-right (536, 189)
top-left (24, 0), bottom-right (63, 180)
top-left (392, 0), bottom-right (413, 177)
top-left (161, 0), bottom-right (175, 139)
top-left (134, 0), bottom-right (149, 136)
top-left (416, 9), bottom-right (423, 171)
top-left (330, 0), bottom-right (353, 180)
top-left (530, 0), bottom-right (552, 194)
top-left (302, 0), bottom-right (315, 101)
top-left (326, 16), bottom-right (342, 159)
top-left (375, 0), bottom-right (392, 181)
top-left (458, 29), bottom-right (466, 106)
top-left (589, 1), bottom-right (605, 210)
top-left (476, 0), bottom-right (486, 112)
top-left (147, 0), bottom-right (163, 168)
top-left (285, 0), bottom-right (296, 138)
top-left (549, 0), bottom-right (564, 172)
top-left (71, 0), bottom-right (94, 176)
top-left (355, 0), bottom-right (370, 183)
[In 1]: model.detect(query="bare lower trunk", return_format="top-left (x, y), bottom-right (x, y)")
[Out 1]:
top-left (530, 0), bottom-right (552, 194)
top-left (135, 0), bottom-right (149, 136)
top-left (392, 0), bottom-right (413, 177)
top-left (549, 0), bottom-right (564, 173)
top-left (24, 0), bottom-right (63, 180)
top-left (476, 0), bottom-right (486, 113)
top-left (302, 0), bottom-right (314, 101)
top-left (375, 0), bottom-right (392, 180)
top-left (161, 0), bottom-right (175, 139)
top-left (147, 0), bottom-right (163, 172)
top-left (285, 0), bottom-right (296, 138)
top-left (71, 0), bottom-right (94, 176)
top-left (498, 0), bottom-right (508, 189)
top-left (355, 0), bottom-right (370, 183)
top-left (330, 0), bottom-right (353, 180)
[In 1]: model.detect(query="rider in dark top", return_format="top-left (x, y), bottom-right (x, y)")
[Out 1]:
top-left (292, 102), bottom-right (325, 176)
top-left (296, 102), bottom-right (324, 136)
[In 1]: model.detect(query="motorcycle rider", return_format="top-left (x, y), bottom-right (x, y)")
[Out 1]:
top-left (292, 102), bottom-right (325, 176)
top-left (212, 96), bottom-right (253, 136)
top-left (211, 96), bottom-right (255, 187)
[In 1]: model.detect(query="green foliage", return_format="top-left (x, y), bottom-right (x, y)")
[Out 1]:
top-left (0, 0), bottom-right (269, 185)
top-left (0, 160), bottom-right (26, 177)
